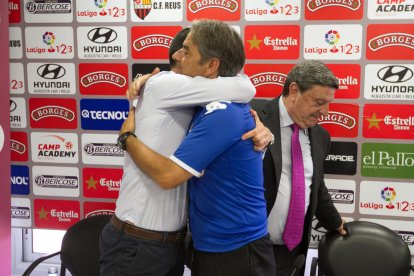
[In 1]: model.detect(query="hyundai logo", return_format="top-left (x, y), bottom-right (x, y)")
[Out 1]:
top-left (37, 64), bottom-right (66, 79)
top-left (377, 65), bottom-right (413, 83)
top-left (10, 100), bottom-right (17, 112)
top-left (87, 27), bottom-right (117, 44)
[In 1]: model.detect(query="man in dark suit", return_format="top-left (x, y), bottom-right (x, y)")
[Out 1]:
top-left (249, 60), bottom-right (346, 276)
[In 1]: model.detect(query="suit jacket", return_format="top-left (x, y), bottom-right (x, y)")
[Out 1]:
top-left (250, 97), bottom-right (342, 253)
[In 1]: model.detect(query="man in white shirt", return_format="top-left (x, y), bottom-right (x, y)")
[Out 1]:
top-left (100, 22), bottom-right (272, 276)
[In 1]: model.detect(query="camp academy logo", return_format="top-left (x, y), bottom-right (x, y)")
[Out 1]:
top-left (188, 0), bottom-right (238, 13)
top-left (25, 0), bottom-right (72, 14)
top-left (32, 133), bottom-right (78, 163)
top-left (133, 34), bottom-right (173, 51)
top-left (368, 0), bottom-right (414, 20)
top-left (307, 0), bottom-right (361, 11)
top-left (368, 32), bottom-right (414, 51)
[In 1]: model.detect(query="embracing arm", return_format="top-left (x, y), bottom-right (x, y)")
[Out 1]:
top-left (128, 71), bottom-right (256, 108)
top-left (121, 107), bottom-right (192, 189)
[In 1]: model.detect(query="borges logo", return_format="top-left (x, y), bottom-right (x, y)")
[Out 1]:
top-left (131, 26), bottom-right (181, 59)
top-left (133, 34), bottom-right (173, 51)
top-left (11, 139), bottom-right (26, 156)
top-left (368, 33), bottom-right (414, 51)
top-left (85, 209), bottom-right (115, 218)
top-left (11, 132), bottom-right (28, 161)
top-left (307, 0), bottom-right (361, 11)
top-left (188, 0), bottom-right (238, 13)
top-left (79, 63), bottom-right (128, 95)
top-left (249, 72), bottom-right (286, 88)
top-left (29, 98), bottom-right (77, 129)
top-left (31, 106), bottom-right (74, 121)
top-left (317, 103), bottom-right (359, 138)
top-left (366, 25), bottom-right (414, 60)
top-left (81, 71), bottom-right (126, 87)
top-left (318, 111), bottom-right (356, 129)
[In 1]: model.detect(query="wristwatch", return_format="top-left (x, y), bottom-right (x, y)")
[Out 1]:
top-left (117, 131), bottom-right (136, 150)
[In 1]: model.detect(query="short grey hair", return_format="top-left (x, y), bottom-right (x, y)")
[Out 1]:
top-left (190, 20), bottom-right (245, 77)
top-left (282, 60), bottom-right (339, 96)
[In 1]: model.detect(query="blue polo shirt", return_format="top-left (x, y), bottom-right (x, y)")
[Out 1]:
top-left (171, 102), bottom-right (268, 252)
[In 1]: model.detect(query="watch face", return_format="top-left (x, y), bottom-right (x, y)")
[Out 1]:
top-left (117, 134), bottom-right (126, 150)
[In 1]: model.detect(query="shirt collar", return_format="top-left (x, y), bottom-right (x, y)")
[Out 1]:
top-left (279, 97), bottom-right (294, 128)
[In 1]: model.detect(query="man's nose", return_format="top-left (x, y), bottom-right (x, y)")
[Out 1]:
top-left (319, 103), bottom-right (329, 116)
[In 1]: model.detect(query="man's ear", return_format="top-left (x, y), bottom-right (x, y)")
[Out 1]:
top-left (287, 82), bottom-right (301, 103)
top-left (205, 58), bottom-right (220, 77)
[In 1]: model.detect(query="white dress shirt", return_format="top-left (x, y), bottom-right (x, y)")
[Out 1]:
top-left (267, 98), bottom-right (313, 244)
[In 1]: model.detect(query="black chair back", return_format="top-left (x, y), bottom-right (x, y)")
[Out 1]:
top-left (22, 214), bottom-right (112, 276)
top-left (318, 221), bottom-right (411, 276)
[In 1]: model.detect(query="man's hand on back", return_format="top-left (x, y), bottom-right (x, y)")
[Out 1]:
top-left (126, 67), bottom-right (160, 100)
top-left (242, 109), bottom-right (274, 152)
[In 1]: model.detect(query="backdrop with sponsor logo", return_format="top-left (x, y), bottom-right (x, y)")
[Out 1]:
top-left (8, 0), bottom-right (414, 256)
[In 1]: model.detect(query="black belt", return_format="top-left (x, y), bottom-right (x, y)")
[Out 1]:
top-left (111, 215), bottom-right (186, 244)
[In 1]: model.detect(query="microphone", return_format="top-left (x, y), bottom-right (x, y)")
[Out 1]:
top-left (290, 254), bottom-right (306, 276)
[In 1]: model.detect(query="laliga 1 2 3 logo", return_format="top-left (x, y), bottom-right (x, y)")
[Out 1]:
top-left (381, 187), bottom-right (396, 209)
top-left (325, 30), bottom-right (340, 53)
top-left (265, 0), bottom-right (299, 15)
top-left (94, 0), bottom-right (108, 16)
top-left (265, 0), bottom-right (279, 14)
top-left (43, 32), bottom-right (56, 53)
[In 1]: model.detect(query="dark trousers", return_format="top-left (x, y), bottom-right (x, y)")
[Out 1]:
top-left (191, 234), bottom-right (275, 276)
top-left (99, 222), bottom-right (185, 276)
top-left (273, 244), bottom-right (305, 276)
